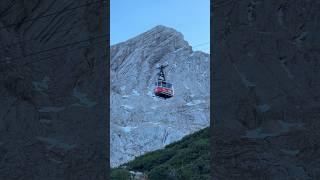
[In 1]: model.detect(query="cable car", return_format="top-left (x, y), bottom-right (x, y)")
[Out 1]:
top-left (154, 65), bottom-right (174, 99)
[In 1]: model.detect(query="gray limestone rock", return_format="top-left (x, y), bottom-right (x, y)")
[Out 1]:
top-left (110, 25), bottom-right (210, 167)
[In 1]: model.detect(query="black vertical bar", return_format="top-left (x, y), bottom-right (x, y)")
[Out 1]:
top-left (105, 0), bottom-right (110, 178)
top-left (210, 0), bottom-right (215, 180)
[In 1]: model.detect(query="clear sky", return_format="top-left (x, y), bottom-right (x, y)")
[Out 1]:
top-left (110, 0), bottom-right (210, 54)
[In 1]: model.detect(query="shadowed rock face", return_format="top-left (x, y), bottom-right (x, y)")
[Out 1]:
top-left (212, 0), bottom-right (320, 179)
top-left (110, 25), bottom-right (210, 167)
top-left (0, 1), bottom-right (108, 179)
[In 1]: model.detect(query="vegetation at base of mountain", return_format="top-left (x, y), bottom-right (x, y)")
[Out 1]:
top-left (110, 168), bottom-right (131, 180)
top-left (110, 127), bottom-right (210, 180)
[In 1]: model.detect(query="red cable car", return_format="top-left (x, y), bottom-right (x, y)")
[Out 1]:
top-left (154, 65), bottom-right (174, 99)
top-left (154, 81), bottom-right (174, 99)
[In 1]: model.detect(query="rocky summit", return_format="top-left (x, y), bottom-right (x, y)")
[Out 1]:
top-left (110, 25), bottom-right (210, 167)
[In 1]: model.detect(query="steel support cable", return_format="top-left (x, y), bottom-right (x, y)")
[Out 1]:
top-left (192, 42), bottom-right (210, 48)
top-left (194, 47), bottom-right (210, 52)
top-left (193, 42), bottom-right (210, 52)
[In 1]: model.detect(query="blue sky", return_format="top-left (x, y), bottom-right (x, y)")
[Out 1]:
top-left (111, 0), bottom-right (210, 54)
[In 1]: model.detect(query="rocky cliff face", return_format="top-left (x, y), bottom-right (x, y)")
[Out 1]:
top-left (212, 0), bottom-right (320, 179)
top-left (110, 25), bottom-right (210, 167)
top-left (0, 1), bottom-right (108, 179)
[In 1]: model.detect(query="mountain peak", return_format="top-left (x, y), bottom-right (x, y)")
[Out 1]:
top-left (112, 25), bottom-right (191, 52)
top-left (146, 25), bottom-right (181, 35)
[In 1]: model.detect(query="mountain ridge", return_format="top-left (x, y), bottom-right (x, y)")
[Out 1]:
top-left (110, 25), bottom-right (210, 167)
top-left (111, 25), bottom-right (190, 49)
